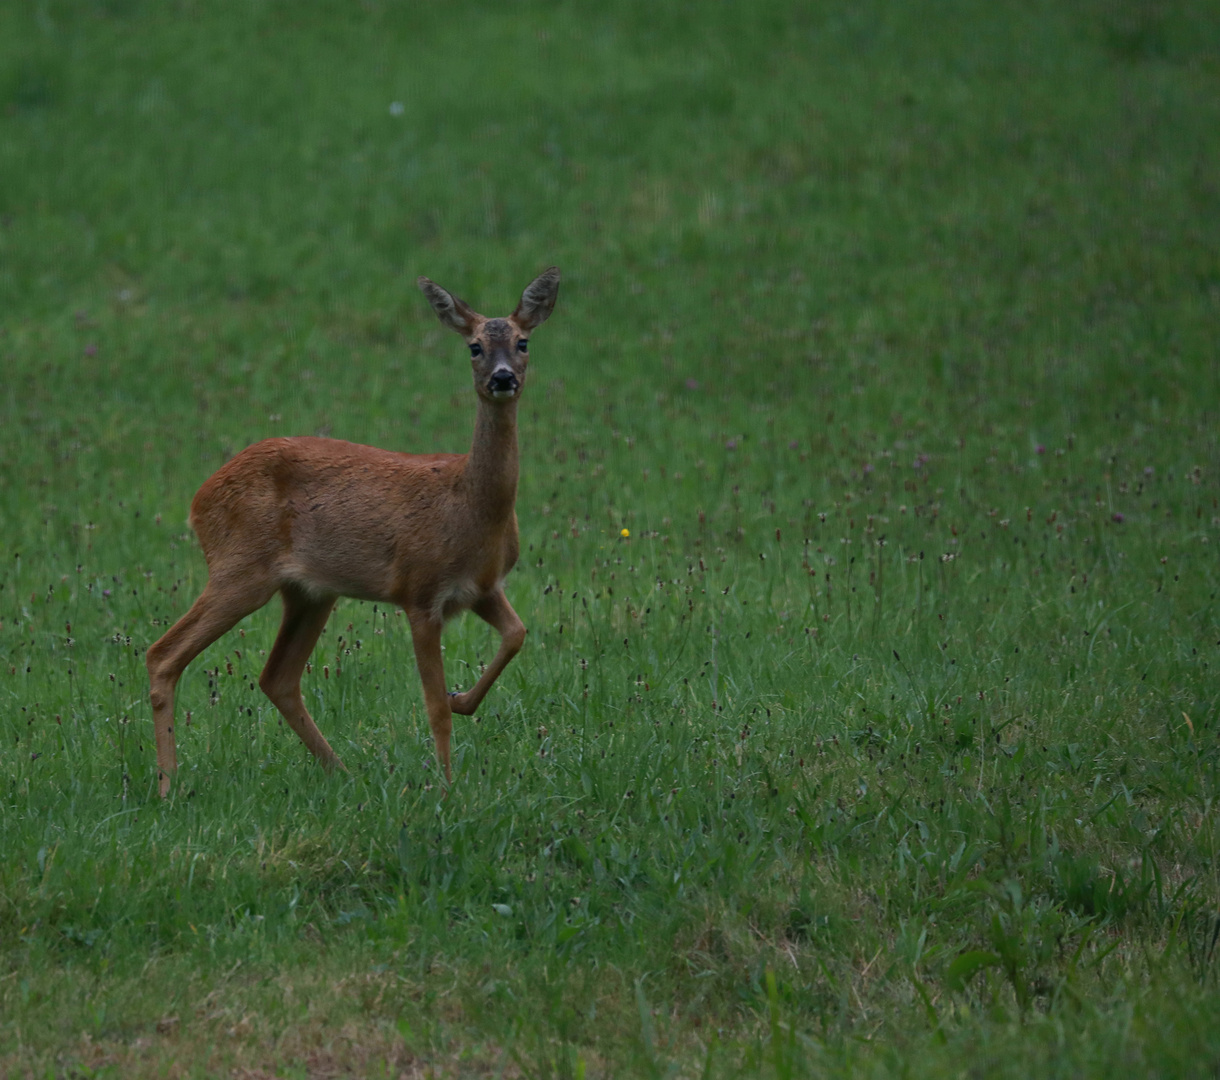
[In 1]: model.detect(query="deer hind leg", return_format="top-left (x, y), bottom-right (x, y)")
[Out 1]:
top-left (146, 576), bottom-right (277, 798)
top-left (448, 590), bottom-right (526, 717)
top-left (258, 584), bottom-right (342, 771)
top-left (406, 610), bottom-right (453, 783)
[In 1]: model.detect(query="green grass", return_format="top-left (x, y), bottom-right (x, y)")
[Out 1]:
top-left (2, 0), bottom-right (1220, 1075)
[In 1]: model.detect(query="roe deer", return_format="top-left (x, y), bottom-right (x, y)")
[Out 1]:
top-left (146, 267), bottom-right (560, 797)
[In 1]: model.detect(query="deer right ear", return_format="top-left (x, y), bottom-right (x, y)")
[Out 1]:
top-left (512, 266), bottom-right (560, 332)
top-left (418, 277), bottom-right (479, 336)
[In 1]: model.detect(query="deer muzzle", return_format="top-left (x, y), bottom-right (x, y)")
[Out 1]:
top-left (488, 369), bottom-right (519, 398)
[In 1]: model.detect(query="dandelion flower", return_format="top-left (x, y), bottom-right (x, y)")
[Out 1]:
top-left (621, 528), bottom-right (630, 538)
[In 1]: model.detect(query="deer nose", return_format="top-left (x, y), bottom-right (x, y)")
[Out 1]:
top-left (488, 370), bottom-right (519, 396)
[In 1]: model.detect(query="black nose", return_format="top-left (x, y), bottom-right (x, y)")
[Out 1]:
top-left (488, 370), bottom-right (519, 394)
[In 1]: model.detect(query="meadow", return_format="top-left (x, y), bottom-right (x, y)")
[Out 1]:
top-left (2, 0), bottom-right (1219, 1075)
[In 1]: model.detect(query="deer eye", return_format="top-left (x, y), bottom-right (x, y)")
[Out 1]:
top-left (469, 343), bottom-right (483, 358)
top-left (516, 339), bottom-right (528, 353)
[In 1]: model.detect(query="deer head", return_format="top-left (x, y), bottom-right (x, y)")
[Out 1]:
top-left (418, 266), bottom-right (560, 404)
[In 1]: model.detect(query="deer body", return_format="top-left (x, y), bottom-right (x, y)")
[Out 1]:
top-left (146, 269), bottom-right (558, 797)
top-left (191, 436), bottom-right (519, 615)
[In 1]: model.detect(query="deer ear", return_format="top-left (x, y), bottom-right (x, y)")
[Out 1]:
top-left (418, 277), bottom-right (479, 336)
top-left (512, 266), bottom-right (560, 332)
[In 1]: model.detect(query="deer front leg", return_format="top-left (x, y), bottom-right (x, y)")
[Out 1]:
top-left (407, 610), bottom-right (453, 783)
top-left (449, 590), bottom-right (526, 717)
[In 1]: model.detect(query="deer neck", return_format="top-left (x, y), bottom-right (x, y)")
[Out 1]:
top-left (464, 398), bottom-right (519, 520)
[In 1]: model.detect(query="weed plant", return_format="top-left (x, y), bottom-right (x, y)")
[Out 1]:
top-left (1, 0), bottom-right (1219, 1076)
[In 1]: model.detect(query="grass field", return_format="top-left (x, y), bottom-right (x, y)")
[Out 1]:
top-left (3, 0), bottom-right (1220, 1075)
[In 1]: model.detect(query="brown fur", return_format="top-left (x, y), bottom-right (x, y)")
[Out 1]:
top-left (146, 268), bottom-right (560, 796)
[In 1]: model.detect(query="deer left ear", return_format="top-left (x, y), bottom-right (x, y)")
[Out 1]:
top-left (418, 277), bottom-right (480, 336)
top-left (512, 267), bottom-right (560, 332)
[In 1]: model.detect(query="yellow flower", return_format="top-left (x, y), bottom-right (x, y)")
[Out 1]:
top-left (620, 528), bottom-right (630, 538)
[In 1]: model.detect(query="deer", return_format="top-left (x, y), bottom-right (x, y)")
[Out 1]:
top-left (145, 267), bottom-right (560, 797)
